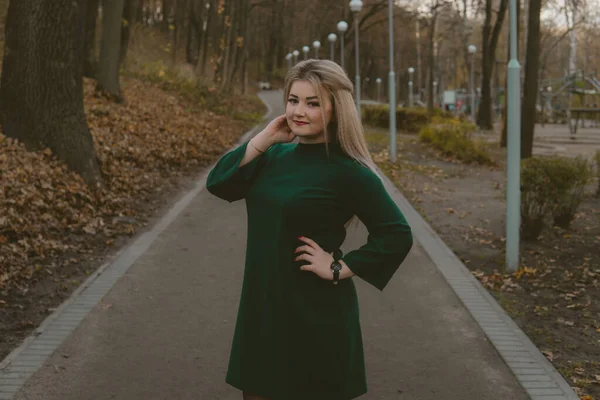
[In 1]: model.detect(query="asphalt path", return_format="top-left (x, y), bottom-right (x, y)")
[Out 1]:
top-left (12, 90), bottom-right (529, 400)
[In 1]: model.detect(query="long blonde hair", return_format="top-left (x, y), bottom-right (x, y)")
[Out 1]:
top-left (283, 59), bottom-right (377, 173)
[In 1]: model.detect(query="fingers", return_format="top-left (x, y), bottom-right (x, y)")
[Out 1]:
top-left (294, 253), bottom-right (313, 262)
top-left (298, 236), bottom-right (320, 249)
top-left (294, 245), bottom-right (314, 255)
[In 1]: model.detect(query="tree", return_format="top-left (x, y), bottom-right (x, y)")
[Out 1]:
top-left (0, 0), bottom-right (101, 185)
top-left (120, 0), bottom-right (139, 65)
top-left (83, 0), bottom-right (100, 78)
top-left (520, 0), bottom-right (543, 158)
top-left (477, 0), bottom-right (508, 129)
top-left (96, 0), bottom-right (126, 101)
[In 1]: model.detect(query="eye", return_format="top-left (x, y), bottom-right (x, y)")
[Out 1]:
top-left (287, 98), bottom-right (298, 104)
top-left (308, 102), bottom-right (320, 107)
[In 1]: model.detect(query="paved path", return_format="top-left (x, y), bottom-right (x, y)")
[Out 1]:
top-left (0, 91), bottom-right (578, 399)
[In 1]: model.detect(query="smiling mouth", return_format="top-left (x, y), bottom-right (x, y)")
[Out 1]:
top-left (293, 120), bottom-right (309, 126)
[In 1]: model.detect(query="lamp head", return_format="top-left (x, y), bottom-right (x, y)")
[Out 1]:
top-left (349, 0), bottom-right (363, 13)
top-left (468, 44), bottom-right (476, 54)
top-left (313, 40), bottom-right (321, 49)
top-left (328, 33), bottom-right (337, 42)
top-left (408, 67), bottom-right (415, 74)
top-left (337, 21), bottom-right (348, 32)
top-left (293, 50), bottom-right (299, 56)
top-left (302, 46), bottom-right (310, 53)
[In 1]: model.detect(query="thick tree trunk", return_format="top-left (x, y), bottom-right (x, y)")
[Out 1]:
top-left (97, 0), bottom-right (125, 101)
top-left (478, 0), bottom-right (507, 129)
top-left (0, 0), bottom-right (101, 185)
top-left (83, 0), bottom-right (100, 78)
top-left (520, 0), bottom-right (543, 159)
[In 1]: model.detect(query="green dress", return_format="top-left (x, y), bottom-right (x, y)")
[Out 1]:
top-left (206, 140), bottom-right (413, 400)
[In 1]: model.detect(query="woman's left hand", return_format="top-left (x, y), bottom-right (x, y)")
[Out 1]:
top-left (294, 236), bottom-right (334, 281)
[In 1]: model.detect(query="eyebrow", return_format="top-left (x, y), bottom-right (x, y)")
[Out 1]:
top-left (289, 94), bottom-right (319, 100)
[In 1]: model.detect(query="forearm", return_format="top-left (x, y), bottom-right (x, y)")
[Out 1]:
top-left (239, 132), bottom-right (275, 167)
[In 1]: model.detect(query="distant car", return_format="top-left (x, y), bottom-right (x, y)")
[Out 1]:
top-left (258, 81), bottom-right (272, 90)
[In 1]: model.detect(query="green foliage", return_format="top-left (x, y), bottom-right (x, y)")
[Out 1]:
top-left (521, 156), bottom-right (593, 240)
top-left (362, 105), bottom-right (453, 133)
top-left (417, 119), bottom-right (493, 165)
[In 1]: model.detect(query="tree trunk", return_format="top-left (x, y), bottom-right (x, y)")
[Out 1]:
top-left (120, 0), bottom-right (134, 65)
top-left (186, 0), bottom-right (200, 65)
top-left (83, 0), bottom-right (100, 78)
top-left (427, 14), bottom-right (437, 115)
top-left (97, 0), bottom-right (125, 101)
top-left (478, 0), bottom-right (507, 129)
top-left (520, 0), bottom-right (543, 159)
top-left (0, 0), bottom-right (101, 185)
top-left (162, 0), bottom-right (171, 32)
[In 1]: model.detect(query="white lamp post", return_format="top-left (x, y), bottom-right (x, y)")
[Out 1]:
top-left (302, 46), bottom-right (310, 60)
top-left (313, 40), bottom-right (321, 59)
top-left (292, 50), bottom-right (299, 64)
top-left (328, 33), bottom-right (337, 61)
top-left (408, 67), bottom-right (415, 107)
top-left (468, 44), bottom-right (477, 122)
top-left (349, 0), bottom-right (363, 118)
top-left (285, 53), bottom-right (293, 70)
top-left (337, 21), bottom-right (348, 70)
top-left (376, 77), bottom-right (382, 103)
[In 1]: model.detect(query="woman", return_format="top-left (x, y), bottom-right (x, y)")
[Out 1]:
top-left (206, 59), bottom-right (413, 400)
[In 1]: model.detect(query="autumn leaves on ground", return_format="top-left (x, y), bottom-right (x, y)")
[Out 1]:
top-left (0, 74), bottom-right (264, 360)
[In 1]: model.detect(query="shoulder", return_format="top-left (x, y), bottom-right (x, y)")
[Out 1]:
top-left (332, 154), bottom-right (382, 189)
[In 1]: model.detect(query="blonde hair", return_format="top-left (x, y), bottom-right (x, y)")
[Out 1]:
top-left (284, 59), bottom-right (378, 228)
top-left (283, 59), bottom-right (377, 173)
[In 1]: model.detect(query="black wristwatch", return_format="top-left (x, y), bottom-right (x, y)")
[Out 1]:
top-left (330, 260), bottom-right (342, 285)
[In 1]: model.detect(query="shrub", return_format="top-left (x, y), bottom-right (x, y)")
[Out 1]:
top-left (520, 156), bottom-right (593, 240)
top-left (418, 119), bottom-right (493, 165)
top-left (361, 105), bottom-right (453, 133)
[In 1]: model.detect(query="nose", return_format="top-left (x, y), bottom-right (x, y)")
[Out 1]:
top-left (294, 103), bottom-right (306, 117)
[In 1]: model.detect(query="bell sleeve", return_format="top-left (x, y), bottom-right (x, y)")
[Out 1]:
top-left (206, 141), bottom-right (268, 202)
top-left (340, 166), bottom-right (413, 291)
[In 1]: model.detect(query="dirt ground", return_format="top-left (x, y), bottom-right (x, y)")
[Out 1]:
top-left (365, 128), bottom-right (600, 400)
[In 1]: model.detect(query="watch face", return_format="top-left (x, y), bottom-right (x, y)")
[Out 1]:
top-left (331, 261), bottom-right (342, 272)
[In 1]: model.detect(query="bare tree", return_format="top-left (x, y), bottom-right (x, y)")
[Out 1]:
top-left (97, 0), bottom-right (126, 101)
top-left (0, 0), bottom-right (101, 185)
top-left (83, 0), bottom-right (100, 78)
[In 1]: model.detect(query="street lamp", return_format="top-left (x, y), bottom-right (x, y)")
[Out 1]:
top-left (328, 33), bottom-right (337, 61)
top-left (388, 0), bottom-right (397, 162)
top-left (302, 46), bottom-right (310, 60)
top-left (285, 53), bottom-right (293, 70)
top-left (313, 40), bottom-right (321, 59)
top-left (337, 21), bottom-right (348, 70)
top-left (506, 0), bottom-right (521, 271)
top-left (292, 50), bottom-right (299, 64)
top-left (376, 77), bottom-right (382, 103)
top-left (468, 44), bottom-right (477, 122)
top-left (408, 67), bottom-right (415, 107)
top-left (350, 0), bottom-right (363, 118)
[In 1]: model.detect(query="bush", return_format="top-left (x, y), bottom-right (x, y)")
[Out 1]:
top-left (362, 105), bottom-right (453, 133)
top-left (417, 119), bottom-right (493, 165)
top-left (521, 156), bottom-right (593, 240)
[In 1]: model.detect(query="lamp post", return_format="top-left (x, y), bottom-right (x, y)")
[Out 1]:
top-left (506, 0), bottom-right (521, 272)
top-left (328, 33), bottom-right (337, 61)
top-left (292, 50), bottom-right (299, 64)
top-left (285, 53), bottom-right (293, 70)
top-left (337, 21), bottom-right (348, 70)
top-left (408, 67), bottom-right (414, 107)
top-left (350, 0), bottom-right (363, 118)
top-left (376, 77), bottom-right (382, 103)
top-left (302, 46), bottom-right (310, 60)
top-left (468, 44), bottom-right (477, 122)
top-left (388, 0), bottom-right (396, 163)
top-left (313, 40), bottom-right (321, 59)
top-left (433, 80), bottom-right (438, 106)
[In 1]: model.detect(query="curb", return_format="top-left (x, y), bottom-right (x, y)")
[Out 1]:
top-left (374, 167), bottom-right (580, 400)
top-left (0, 92), bottom-right (275, 399)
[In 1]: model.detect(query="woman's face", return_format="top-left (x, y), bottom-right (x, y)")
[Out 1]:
top-left (285, 80), bottom-right (333, 144)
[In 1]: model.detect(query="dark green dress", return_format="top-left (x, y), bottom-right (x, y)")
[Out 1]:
top-left (206, 140), bottom-right (413, 400)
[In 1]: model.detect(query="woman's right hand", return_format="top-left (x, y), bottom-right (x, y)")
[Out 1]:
top-left (253, 115), bottom-right (295, 149)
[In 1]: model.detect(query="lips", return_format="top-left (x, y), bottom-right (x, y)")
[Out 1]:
top-left (293, 120), bottom-right (309, 126)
